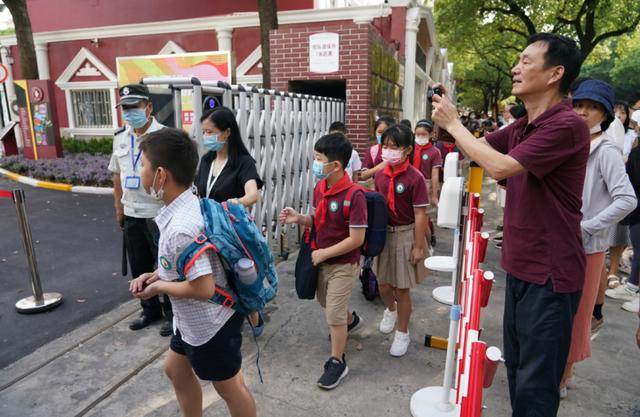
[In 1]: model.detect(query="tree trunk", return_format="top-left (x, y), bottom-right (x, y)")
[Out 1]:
top-left (4, 0), bottom-right (38, 79)
top-left (258, 0), bottom-right (278, 89)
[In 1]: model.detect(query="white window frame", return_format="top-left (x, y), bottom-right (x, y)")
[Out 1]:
top-left (55, 47), bottom-right (118, 137)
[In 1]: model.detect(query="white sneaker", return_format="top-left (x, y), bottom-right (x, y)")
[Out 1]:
top-left (622, 296), bottom-right (640, 313)
top-left (605, 283), bottom-right (639, 301)
top-left (379, 308), bottom-right (397, 334)
top-left (390, 330), bottom-right (411, 357)
top-left (559, 387), bottom-right (568, 400)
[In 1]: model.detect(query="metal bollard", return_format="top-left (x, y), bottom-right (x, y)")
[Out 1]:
top-left (11, 189), bottom-right (63, 313)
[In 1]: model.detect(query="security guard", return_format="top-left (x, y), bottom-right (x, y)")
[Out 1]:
top-left (108, 84), bottom-right (172, 336)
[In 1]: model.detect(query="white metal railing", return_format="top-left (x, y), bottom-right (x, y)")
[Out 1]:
top-left (141, 77), bottom-right (345, 254)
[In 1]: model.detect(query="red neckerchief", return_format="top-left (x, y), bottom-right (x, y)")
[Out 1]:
top-left (443, 142), bottom-right (457, 153)
top-left (314, 173), bottom-right (353, 231)
top-left (413, 142), bottom-right (433, 168)
top-left (382, 158), bottom-right (410, 214)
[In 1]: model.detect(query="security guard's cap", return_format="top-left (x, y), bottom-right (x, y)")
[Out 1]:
top-left (116, 84), bottom-right (150, 107)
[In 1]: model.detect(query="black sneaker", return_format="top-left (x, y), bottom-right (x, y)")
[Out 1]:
top-left (348, 311), bottom-right (361, 333)
top-left (129, 313), bottom-right (162, 331)
top-left (329, 312), bottom-right (361, 341)
top-left (159, 320), bottom-right (173, 337)
top-left (317, 355), bottom-right (349, 390)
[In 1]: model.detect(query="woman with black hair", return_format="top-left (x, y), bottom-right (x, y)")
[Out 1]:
top-left (614, 101), bottom-right (637, 158)
top-left (194, 106), bottom-right (265, 336)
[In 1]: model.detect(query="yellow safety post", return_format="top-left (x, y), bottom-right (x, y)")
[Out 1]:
top-left (468, 161), bottom-right (484, 194)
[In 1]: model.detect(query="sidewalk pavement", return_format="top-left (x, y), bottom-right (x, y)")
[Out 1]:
top-left (1, 180), bottom-right (639, 417)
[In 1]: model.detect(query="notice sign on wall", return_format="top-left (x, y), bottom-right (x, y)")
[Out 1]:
top-left (309, 32), bottom-right (339, 74)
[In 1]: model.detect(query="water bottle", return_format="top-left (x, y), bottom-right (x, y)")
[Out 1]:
top-left (235, 258), bottom-right (257, 285)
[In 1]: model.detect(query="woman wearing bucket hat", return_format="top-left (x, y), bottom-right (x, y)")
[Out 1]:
top-left (560, 79), bottom-right (637, 398)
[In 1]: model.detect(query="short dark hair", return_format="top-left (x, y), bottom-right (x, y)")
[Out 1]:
top-left (527, 33), bottom-right (582, 94)
top-left (329, 121), bottom-right (347, 134)
top-left (415, 119), bottom-right (433, 132)
top-left (382, 124), bottom-right (414, 150)
top-left (140, 128), bottom-right (199, 188)
top-left (375, 115), bottom-right (396, 131)
top-left (400, 119), bottom-right (412, 130)
top-left (314, 132), bottom-right (353, 170)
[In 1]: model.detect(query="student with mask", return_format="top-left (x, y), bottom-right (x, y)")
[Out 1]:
top-left (109, 84), bottom-right (173, 336)
top-left (193, 107), bottom-right (264, 336)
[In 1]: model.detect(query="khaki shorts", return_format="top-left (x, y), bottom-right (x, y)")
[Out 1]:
top-left (374, 224), bottom-right (428, 289)
top-left (317, 262), bottom-right (359, 326)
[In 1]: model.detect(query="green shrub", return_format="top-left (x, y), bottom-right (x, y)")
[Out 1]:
top-left (62, 137), bottom-right (113, 155)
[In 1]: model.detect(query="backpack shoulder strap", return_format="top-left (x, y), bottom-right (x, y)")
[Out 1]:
top-left (343, 184), bottom-right (366, 221)
top-left (176, 233), bottom-right (219, 281)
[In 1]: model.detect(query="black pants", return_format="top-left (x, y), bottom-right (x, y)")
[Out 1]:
top-left (124, 216), bottom-right (172, 319)
top-left (503, 274), bottom-right (581, 417)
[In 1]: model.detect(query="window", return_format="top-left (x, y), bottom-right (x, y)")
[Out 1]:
top-left (70, 89), bottom-right (112, 129)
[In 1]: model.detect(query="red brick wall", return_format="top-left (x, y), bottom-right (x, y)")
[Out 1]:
top-left (270, 21), bottom-right (371, 153)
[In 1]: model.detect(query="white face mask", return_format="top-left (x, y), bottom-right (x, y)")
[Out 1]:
top-left (148, 169), bottom-right (164, 201)
top-left (415, 136), bottom-right (430, 146)
top-left (590, 124), bottom-right (602, 135)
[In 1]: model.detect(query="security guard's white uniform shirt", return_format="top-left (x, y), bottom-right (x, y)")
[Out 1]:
top-left (108, 117), bottom-right (165, 218)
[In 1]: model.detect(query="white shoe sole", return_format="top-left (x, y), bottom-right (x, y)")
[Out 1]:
top-left (622, 303), bottom-right (640, 313)
top-left (317, 366), bottom-right (349, 390)
top-left (390, 345), bottom-right (409, 357)
top-left (605, 292), bottom-right (636, 301)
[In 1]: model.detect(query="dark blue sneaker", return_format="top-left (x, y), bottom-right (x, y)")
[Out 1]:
top-left (317, 355), bottom-right (348, 390)
top-left (348, 311), bottom-right (361, 332)
top-left (328, 311), bottom-right (361, 341)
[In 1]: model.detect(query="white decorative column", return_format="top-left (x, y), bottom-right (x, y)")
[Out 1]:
top-left (0, 45), bottom-right (23, 148)
top-left (35, 43), bottom-right (50, 80)
top-left (216, 28), bottom-right (233, 52)
top-left (402, 7), bottom-right (420, 123)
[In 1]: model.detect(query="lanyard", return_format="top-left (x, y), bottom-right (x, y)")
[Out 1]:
top-left (130, 135), bottom-right (142, 171)
top-left (206, 158), bottom-right (227, 197)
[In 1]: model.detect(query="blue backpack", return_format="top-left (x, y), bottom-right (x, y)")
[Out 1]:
top-left (176, 200), bottom-right (278, 316)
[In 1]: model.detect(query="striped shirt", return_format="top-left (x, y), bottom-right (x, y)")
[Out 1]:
top-left (155, 189), bottom-right (234, 346)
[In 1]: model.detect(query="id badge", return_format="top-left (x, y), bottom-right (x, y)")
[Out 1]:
top-left (124, 176), bottom-right (141, 189)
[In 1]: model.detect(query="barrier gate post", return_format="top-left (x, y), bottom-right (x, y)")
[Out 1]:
top-left (6, 189), bottom-right (63, 313)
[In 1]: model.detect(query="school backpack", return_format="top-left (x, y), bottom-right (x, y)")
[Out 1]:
top-left (343, 185), bottom-right (388, 258)
top-left (359, 257), bottom-right (379, 301)
top-left (175, 199), bottom-right (278, 316)
top-left (343, 185), bottom-right (387, 301)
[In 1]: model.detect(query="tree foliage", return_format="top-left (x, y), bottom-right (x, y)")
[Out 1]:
top-left (435, 0), bottom-right (640, 110)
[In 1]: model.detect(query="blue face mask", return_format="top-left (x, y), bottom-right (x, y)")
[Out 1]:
top-left (312, 160), bottom-right (331, 180)
top-left (123, 108), bottom-right (148, 129)
top-left (376, 134), bottom-right (382, 144)
top-left (203, 134), bottom-right (225, 151)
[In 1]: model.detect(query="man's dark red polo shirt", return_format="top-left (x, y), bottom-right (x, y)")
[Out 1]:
top-left (486, 100), bottom-right (589, 293)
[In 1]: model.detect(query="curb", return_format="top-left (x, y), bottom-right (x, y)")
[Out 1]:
top-left (0, 167), bottom-right (113, 195)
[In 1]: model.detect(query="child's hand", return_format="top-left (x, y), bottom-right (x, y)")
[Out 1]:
top-left (129, 271), bottom-right (158, 294)
top-left (311, 249), bottom-right (328, 266)
top-left (410, 246), bottom-right (426, 265)
top-left (133, 281), bottom-right (161, 300)
top-left (431, 195), bottom-right (439, 208)
top-left (279, 207), bottom-right (299, 224)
